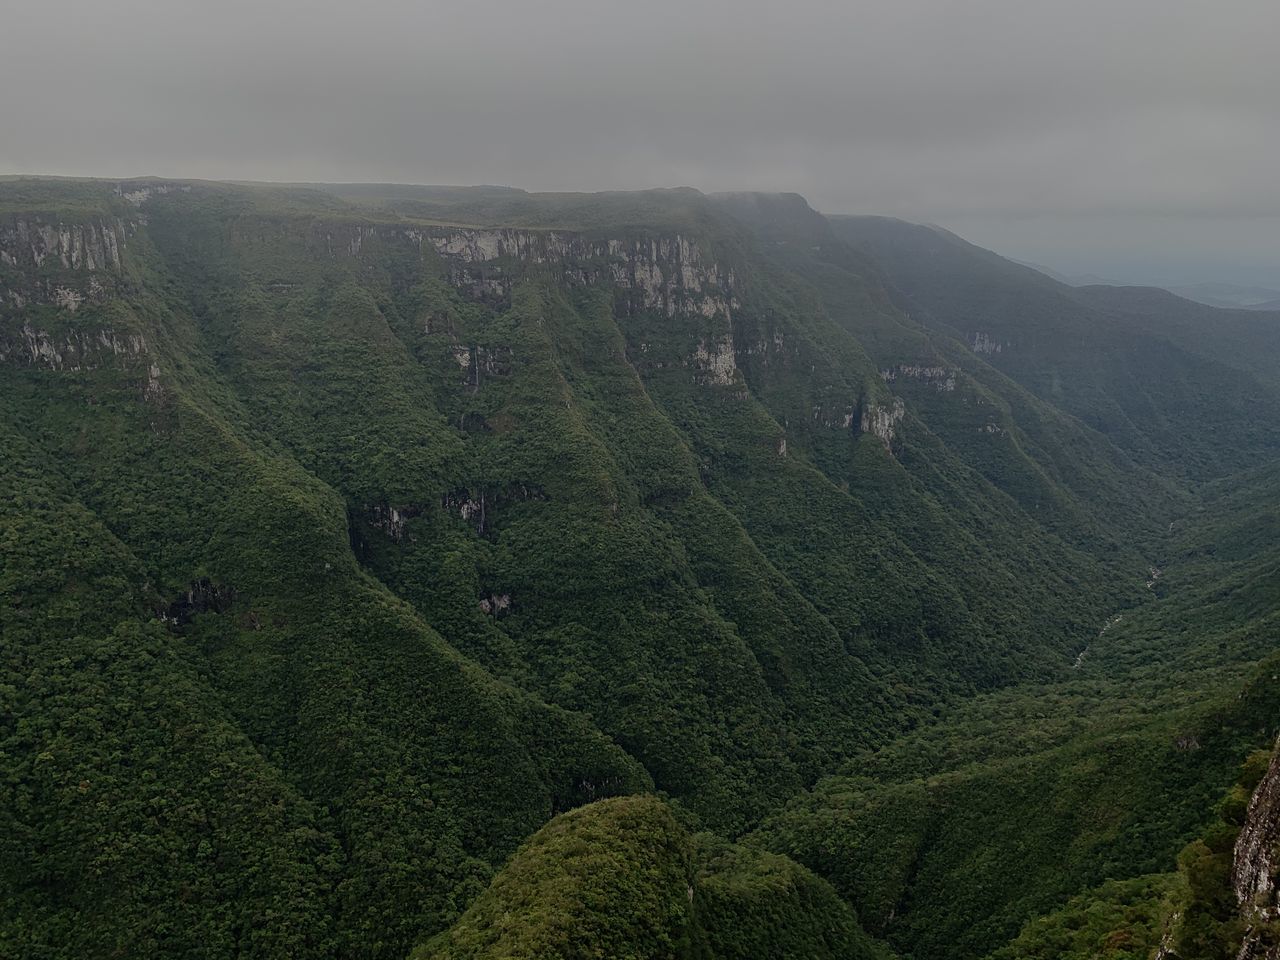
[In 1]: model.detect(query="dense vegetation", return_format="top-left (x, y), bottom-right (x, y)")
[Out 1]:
top-left (829, 214), bottom-right (1280, 481)
top-left (415, 795), bottom-right (890, 960)
top-left (3, 177), bottom-right (1279, 958)
top-left (988, 743), bottom-right (1279, 960)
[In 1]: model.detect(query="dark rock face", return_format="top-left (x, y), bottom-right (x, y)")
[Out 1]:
top-left (368, 504), bottom-right (419, 542)
top-left (1235, 738), bottom-right (1280, 959)
top-left (163, 578), bottom-right (237, 627)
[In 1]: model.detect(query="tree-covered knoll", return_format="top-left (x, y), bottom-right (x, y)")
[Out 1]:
top-left (416, 795), bottom-right (893, 960)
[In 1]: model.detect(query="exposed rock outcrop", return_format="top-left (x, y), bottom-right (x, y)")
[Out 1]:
top-left (0, 215), bottom-right (137, 315)
top-left (693, 333), bottom-right (738, 386)
top-left (316, 221), bottom-right (744, 388)
top-left (0, 322), bottom-right (148, 371)
top-left (478, 593), bottom-right (511, 616)
top-left (1235, 738), bottom-right (1280, 959)
top-left (881, 364), bottom-right (957, 392)
top-left (163, 578), bottom-right (237, 627)
top-left (0, 217), bottom-right (126, 273)
top-left (114, 181), bottom-right (190, 207)
top-left (751, 330), bottom-right (787, 351)
top-left (368, 504), bottom-right (418, 542)
top-left (448, 343), bottom-right (514, 390)
top-left (971, 331), bottom-right (1006, 355)
top-left (443, 490), bottom-right (487, 534)
top-left (859, 397), bottom-right (906, 450)
top-left (315, 223), bottom-right (738, 323)
top-left (440, 484), bottom-right (547, 537)
top-left (809, 403), bottom-right (857, 430)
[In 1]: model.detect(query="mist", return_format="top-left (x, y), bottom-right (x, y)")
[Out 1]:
top-left (3, 0), bottom-right (1277, 285)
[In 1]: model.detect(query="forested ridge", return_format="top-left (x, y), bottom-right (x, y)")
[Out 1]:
top-left (3, 177), bottom-right (1279, 959)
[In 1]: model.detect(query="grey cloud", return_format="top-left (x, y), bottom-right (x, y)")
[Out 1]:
top-left (2, 0), bottom-right (1277, 283)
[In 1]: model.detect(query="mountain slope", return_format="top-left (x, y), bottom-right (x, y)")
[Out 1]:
top-left (414, 795), bottom-right (893, 960)
top-left (0, 182), bottom-right (652, 958)
top-left (4, 177), bottom-right (1280, 960)
top-left (747, 440), bottom-right (1280, 960)
top-left (830, 215), bottom-right (1280, 481)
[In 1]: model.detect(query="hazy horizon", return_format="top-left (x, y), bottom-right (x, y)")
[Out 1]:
top-left (3, 0), bottom-right (1277, 287)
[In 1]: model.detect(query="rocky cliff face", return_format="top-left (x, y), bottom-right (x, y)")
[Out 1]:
top-left (317, 221), bottom-right (739, 323)
top-left (881, 363), bottom-right (957, 392)
top-left (0, 215), bottom-right (134, 312)
top-left (1235, 738), bottom-right (1280, 959)
top-left (860, 396), bottom-right (906, 450)
top-left (317, 221), bottom-right (747, 389)
top-left (260, 212), bottom-right (932, 449)
top-left (0, 216), bottom-right (126, 273)
top-left (429, 229), bottom-right (738, 319)
top-left (4, 187), bottom-right (920, 458)
top-left (0, 322), bottom-right (149, 371)
top-left (970, 331), bottom-right (1006, 355)
top-left (0, 210), bottom-right (161, 401)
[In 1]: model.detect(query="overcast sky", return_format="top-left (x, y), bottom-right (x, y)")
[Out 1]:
top-left (3, 0), bottom-right (1277, 286)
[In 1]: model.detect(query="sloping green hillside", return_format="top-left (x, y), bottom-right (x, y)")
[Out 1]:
top-left (830, 215), bottom-right (1280, 481)
top-left (3, 177), bottom-right (1280, 960)
top-left (415, 795), bottom-right (892, 960)
top-left (748, 454), bottom-right (1280, 960)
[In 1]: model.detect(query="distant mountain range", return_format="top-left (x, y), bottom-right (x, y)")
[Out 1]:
top-left (1010, 259), bottom-right (1117, 286)
top-left (1165, 282), bottom-right (1280, 310)
top-left (1013, 259), bottom-right (1280, 310)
